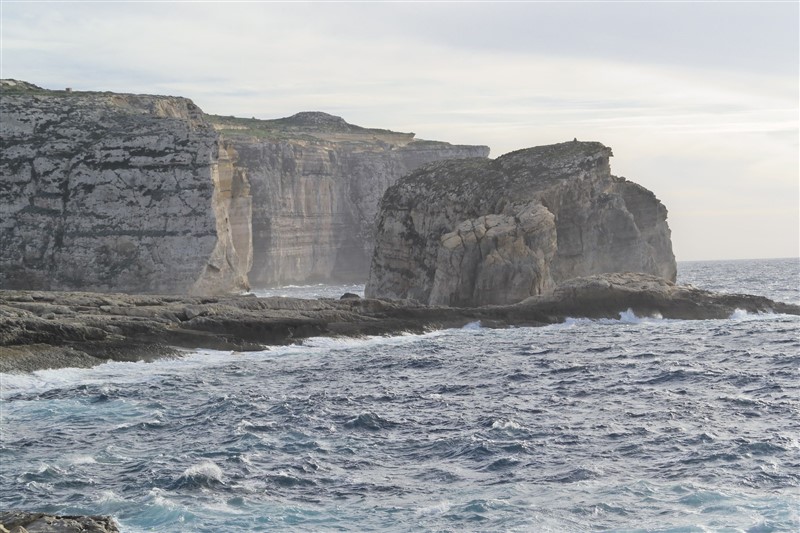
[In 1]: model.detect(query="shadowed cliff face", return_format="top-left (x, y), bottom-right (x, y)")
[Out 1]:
top-left (366, 141), bottom-right (677, 306)
top-left (211, 112), bottom-right (490, 286)
top-left (0, 81), bottom-right (251, 294)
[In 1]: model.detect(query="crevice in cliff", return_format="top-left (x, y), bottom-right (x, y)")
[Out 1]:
top-left (190, 137), bottom-right (253, 295)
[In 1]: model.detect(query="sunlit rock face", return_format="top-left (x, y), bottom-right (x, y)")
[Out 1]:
top-left (0, 80), bottom-right (251, 295)
top-left (217, 112), bottom-right (491, 286)
top-left (366, 141), bottom-right (677, 306)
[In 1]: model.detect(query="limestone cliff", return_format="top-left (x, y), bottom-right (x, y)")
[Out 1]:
top-left (0, 80), bottom-right (251, 294)
top-left (365, 141), bottom-right (677, 306)
top-left (208, 112), bottom-right (490, 286)
top-left (0, 81), bottom-right (488, 294)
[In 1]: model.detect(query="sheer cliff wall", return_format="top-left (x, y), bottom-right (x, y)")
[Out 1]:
top-left (0, 83), bottom-right (488, 293)
top-left (0, 82), bottom-right (251, 294)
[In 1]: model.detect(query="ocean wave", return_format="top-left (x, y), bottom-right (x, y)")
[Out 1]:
top-left (0, 349), bottom-right (242, 400)
top-left (172, 460), bottom-right (226, 489)
top-left (343, 412), bottom-right (399, 431)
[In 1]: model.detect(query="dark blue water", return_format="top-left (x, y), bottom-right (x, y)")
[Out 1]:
top-left (1, 259), bottom-right (799, 532)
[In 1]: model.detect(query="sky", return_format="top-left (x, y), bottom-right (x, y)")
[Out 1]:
top-left (2, 1), bottom-right (798, 261)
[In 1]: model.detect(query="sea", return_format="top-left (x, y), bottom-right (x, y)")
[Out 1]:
top-left (1, 258), bottom-right (798, 532)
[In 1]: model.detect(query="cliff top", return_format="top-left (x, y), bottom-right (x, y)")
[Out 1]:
top-left (498, 140), bottom-right (612, 165)
top-left (392, 140), bottom-right (613, 196)
top-left (205, 111), bottom-right (421, 146)
top-left (1, 80), bottom-right (489, 151)
top-left (1, 79), bottom-right (46, 92)
top-left (270, 111), bottom-right (381, 133)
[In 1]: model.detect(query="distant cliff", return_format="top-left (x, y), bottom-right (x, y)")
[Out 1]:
top-left (208, 112), bottom-right (489, 286)
top-left (365, 141), bottom-right (677, 306)
top-left (0, 81), bottom-right (488, 294)
top-left (0, 80), bottom-right (251, 294)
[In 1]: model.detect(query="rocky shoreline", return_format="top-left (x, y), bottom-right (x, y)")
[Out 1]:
top-left (0, 511), bottom-right (119, 533)
top-left (2, 272), bottom-right (797, 374)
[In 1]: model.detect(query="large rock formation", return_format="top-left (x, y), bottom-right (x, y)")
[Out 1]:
top-left (208, 112), bottom-right (490, 285)
top-left (366, 141), bottom-right (677, 306)
top-left (0, 81), bottom-right (488, 294)
top-left (0, 80), bottom-right (252, 295)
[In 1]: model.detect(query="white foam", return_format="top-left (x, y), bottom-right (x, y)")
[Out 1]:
top-left (181, 460), bottom-right (225, 483)
top-left (415, 500), bottom-right (452, 516)
top-left (63, 454), bottom-right (97, 466)
top-left (1, 330), bottom-right (449, 398)
top-left (491, 419), bottom-right (524, 430)
top-left (462, 320), bottom-right (482, 330)
top-left (0, 349), bottom-right (242, 400)
top-left (95, 489), bottom-right (124, 504)
top-left (553, 309), bottom-right (667, 329)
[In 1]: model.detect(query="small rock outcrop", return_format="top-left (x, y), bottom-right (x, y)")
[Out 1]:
top-left (0, 80), bottom-right (251, 295)
top-left (0, 511), bottom-right (119, 533)
top-left (366, 141), bottom-right (677, 306)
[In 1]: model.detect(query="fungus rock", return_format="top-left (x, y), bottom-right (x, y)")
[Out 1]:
top-left (366, 141), bottom-right (676, 306)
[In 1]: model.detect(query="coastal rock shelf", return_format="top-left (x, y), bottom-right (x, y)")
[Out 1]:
top-left (366, 141), bottom-right (676, 306)
top-left (2, 272), bottom-right (797, 373)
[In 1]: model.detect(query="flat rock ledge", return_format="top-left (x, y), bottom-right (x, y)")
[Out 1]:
top-left (1, 272), bottom-right (798, 373)
top-left (0, 511), bottom-right (119, 533)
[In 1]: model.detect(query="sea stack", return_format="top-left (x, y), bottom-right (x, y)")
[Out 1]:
top-left (365, 141), bottom-right (677, 306)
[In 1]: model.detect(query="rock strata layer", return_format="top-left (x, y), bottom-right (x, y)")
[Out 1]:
top-left (366, 141), bottom-right (677, 306)
top-left (2, 273), bottom-right (796, 373)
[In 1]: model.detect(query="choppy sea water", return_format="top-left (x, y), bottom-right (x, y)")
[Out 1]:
top-left (1, 258), bottom-right (798, 532)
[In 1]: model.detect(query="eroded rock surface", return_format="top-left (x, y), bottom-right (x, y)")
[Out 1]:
top-left (366, 141), bottom-right (677, 306)
top-left (0, 80), bottom-right (251, 295)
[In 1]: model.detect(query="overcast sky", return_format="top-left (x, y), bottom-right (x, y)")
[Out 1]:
top-left (3, 1), bottom-right (798, 261)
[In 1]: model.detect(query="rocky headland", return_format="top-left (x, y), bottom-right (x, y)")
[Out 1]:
top-left (2, 273), bottom-right (797, 373)
top-left (1, 80), bottom-right (487, 295)
top-left (366, 141), bottom-right (676, 306)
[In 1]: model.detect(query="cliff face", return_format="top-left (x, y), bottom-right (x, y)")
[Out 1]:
top-left (0, 81), bottom-right (251, 294)
top-left (0, 82), bottom-right (488, 294)
top-left (210, 112), bottom-right (490, 286)
top-left (365, 141), bottom-right (677, 306)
